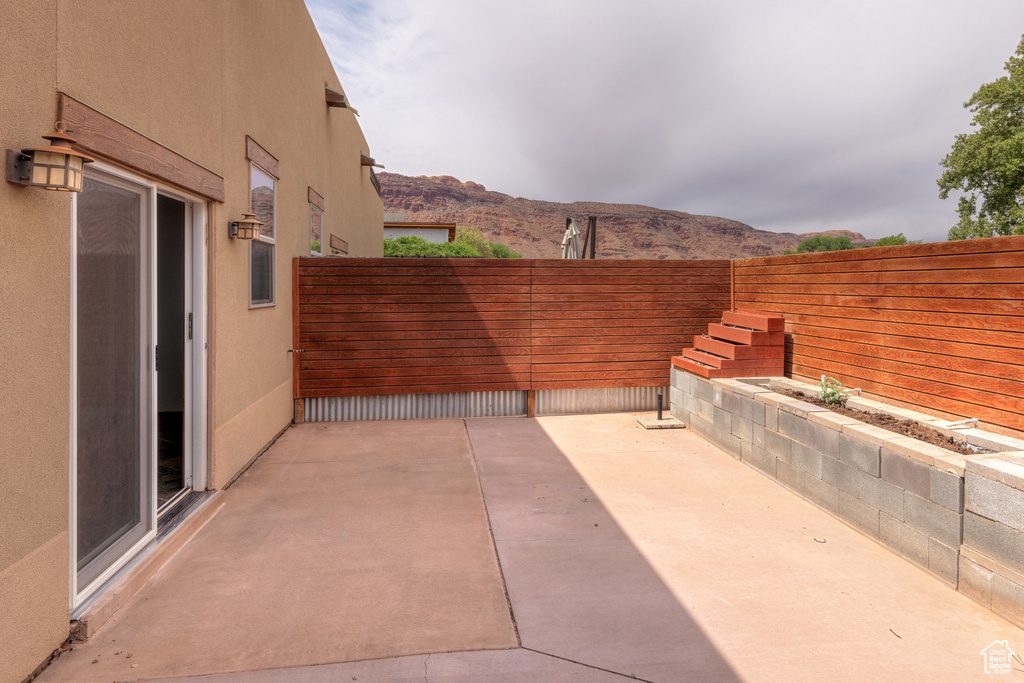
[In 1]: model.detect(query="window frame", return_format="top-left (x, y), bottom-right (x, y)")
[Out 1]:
top-left (309, 202), bottom-right (324, 256)
top-left (249, 161), bottom-right (276, 307)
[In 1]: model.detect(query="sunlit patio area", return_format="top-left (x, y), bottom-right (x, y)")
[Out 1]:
top-left (38, 413), bottom-right (1024, 682)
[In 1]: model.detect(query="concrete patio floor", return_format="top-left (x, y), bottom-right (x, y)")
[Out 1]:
top-left (38, 413), bottom-right (1024, 682)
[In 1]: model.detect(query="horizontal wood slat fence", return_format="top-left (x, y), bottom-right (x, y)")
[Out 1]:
top-left (294, 258), bottom-right (730, 398)
top-left (733, 235), bottom-right (1024, 436)
top-left (294, 234), bottom-right (1024, 435)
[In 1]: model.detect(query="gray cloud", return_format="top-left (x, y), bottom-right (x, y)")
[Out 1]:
top-left (306, 0), bottom-right (1024, 242)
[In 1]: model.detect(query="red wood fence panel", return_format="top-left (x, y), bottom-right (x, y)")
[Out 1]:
top-left (296, 258), bottom-right (532, 397)
top-left (295, 258), bottom-right (730, 397)
top-left (530, 260), bottom-right (730, 389)
top-left (733, 235), bottom-right (1024, 435)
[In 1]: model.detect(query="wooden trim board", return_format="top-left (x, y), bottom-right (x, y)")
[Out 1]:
top-left (245, 135), bottom-right (279, 179)
top-left (58, 93), bottom-right (225, 202)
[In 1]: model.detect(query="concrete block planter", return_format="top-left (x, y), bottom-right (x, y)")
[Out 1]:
top-left (670, 368), bottom-right (1024, 628)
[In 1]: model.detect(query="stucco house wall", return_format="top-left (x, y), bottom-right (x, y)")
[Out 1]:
top-left (0, 2), bottom-right (382, 680)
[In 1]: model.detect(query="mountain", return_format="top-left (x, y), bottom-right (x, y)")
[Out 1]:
top-left (379, 172), bottom-right (874, 259)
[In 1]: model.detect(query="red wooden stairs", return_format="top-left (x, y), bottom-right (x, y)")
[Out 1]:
top-left (672, 309), bottom-right (785, 379)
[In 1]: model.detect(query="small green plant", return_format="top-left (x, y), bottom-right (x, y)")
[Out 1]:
top-left (310, 240), bottom-right (321, 253)
top-left (818, 376), bottom-right (850, 406)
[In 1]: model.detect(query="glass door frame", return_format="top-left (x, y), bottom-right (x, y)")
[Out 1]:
top-left (69, 160), bottom-right (208, 610)
top-left (156, 188), bottom-right (201, 512)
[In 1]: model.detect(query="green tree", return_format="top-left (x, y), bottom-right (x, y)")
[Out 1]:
top-left (453, 226), bottom-right (494, 257)
top-left (452, 226), bottom-right (521, 258)
top-left (938, 35), bottom-right (1024, 239)
top-left (872, 233), bottom-right (922, 247)
top-left (793, 234), bottom-right (855, 253)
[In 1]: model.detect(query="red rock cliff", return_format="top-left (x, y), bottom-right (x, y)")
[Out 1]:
top-left (380, 172), bottom-right (873, 259)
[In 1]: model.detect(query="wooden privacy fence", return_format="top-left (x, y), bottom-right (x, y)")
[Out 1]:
top-left (293, 258), bottom-right (731, 398)
top-left (733, 235), bottom-right (1024, 435)
top-left (293, 235), bottom-right (1024, 435)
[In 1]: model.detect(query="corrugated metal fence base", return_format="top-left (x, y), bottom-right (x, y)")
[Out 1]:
top-left (535, 386), bottom-right (669, 416)
top-left (304, 386), bottom-right (670, 422)
top-left (305, 391), bottom-right (526, 422)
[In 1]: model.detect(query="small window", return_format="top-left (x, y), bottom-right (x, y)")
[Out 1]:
top-left (310, 204), bottom-right (323, 256)
top-left (250, 164), bottom-right (275, 243)
top-left (250, 241), bottom-right (274, 304)
top-left (249, 163), bottom-right (276, 306)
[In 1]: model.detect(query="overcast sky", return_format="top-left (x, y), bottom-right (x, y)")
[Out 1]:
top-left (306, 1), bottom-right (1024, 243)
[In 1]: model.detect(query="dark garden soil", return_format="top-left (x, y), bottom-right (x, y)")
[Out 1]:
top-left (767, 385), bottom-right (987, 456)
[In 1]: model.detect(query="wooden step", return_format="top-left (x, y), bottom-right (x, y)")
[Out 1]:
top-left (722, 309), bottom-right (785, 332)
top-left (671, 356), bottom-right (782, 379)
top-left (694, 335), bottom-right (785, 360)
top-left (707, 323), bottom-right (784, 347)
top-left (681, 348), bottom-right (785, 371)
top-left (734, 308), bottom-right (783, 319)
top-left (673, 309), bottom-right (787, 380)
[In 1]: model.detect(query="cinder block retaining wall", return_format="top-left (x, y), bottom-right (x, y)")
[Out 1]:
top-left (959, 457), bottom-right (1024, 627)
top-left (670, 368), bottom-right (1024, 628)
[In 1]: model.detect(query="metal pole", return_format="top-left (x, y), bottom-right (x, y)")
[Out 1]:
top-left (657, 393), bottom-right (663, 420)
top-left (588, 216), bottom-right (596, 259)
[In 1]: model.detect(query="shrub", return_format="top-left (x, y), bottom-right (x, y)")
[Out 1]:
top-left (384, 235), bottom-right (483, 257)
top-left (439, 241), bottom-right (484, 257)
top-left (489, 242), bottom-right (522, 259)
top-left (384, 228), bottom-right (520, 258)
top-left (872, 233), bottom-right (922, 247)
top-left (796, 235), bottom-right (854, 253)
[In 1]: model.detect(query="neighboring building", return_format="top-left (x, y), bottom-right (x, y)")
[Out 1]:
top-left (0, 2), bottom-right (383, 681)
top-left (384, 221), bottom-right (458, 243)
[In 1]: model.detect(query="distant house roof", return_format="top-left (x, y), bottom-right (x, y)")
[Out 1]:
top-left (384, 222), bottom-right (457, 243)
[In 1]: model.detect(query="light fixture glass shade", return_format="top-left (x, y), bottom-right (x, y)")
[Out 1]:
top-left (231, 211), bottom-right (263, 240)
top-left (6, 126), bottom-right (94, 192)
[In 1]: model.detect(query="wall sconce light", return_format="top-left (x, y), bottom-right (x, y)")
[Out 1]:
top-left (229, 211), bottom-right (263, 240)
top-left (6, 122), bottom-right (94, 192)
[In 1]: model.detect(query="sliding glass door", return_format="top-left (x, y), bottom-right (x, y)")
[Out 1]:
top-left (74, 168), bottom-right (153, 591)
top-left (71, 163), bottom-right (207, 608)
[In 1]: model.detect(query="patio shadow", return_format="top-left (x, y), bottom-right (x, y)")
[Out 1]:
top-left (467, 416), bottom-right (741, 682)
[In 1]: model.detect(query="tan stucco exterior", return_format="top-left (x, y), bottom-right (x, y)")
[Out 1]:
top-left (0, 2), bottom-right (382, 680)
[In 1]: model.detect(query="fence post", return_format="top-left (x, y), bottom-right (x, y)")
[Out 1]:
top-left (730, 259), bottom-right (735, 311)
